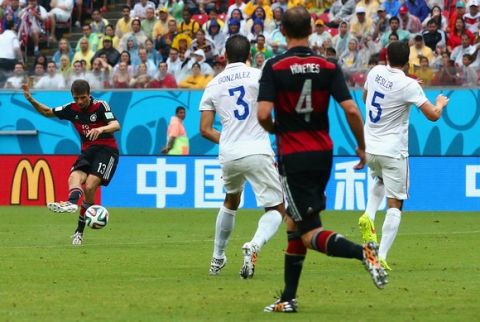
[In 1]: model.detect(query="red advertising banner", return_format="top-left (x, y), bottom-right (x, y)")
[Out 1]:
top-left (0, 156), bottom-right (101, 206)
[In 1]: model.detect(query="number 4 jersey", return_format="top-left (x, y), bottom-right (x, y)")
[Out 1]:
top-left (364, 65), bottom-right (427, 158)
top-left (199, 62), bottom-right (274, 163)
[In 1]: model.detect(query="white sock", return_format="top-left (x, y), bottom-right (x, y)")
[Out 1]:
top-left (213, 207), bottom-right (236, 259)
top-left (251, 210), bottom-right (282, 251)
top-left (365, 178), bottom-right (385, 221)
top-left (378, 208), bottom-right (402, 260)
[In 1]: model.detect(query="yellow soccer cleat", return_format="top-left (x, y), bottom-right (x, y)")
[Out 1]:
top-left (358, 213), bottom-right (378, 243)
top-left (380, 259), bottom-right (392, 271)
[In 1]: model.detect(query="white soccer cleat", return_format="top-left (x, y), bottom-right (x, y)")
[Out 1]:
top-left (240, 242), bottom-right (258, 279)
top-left (71, 232), bottom-right (83, 246)
top-left (209, 256), bottom-right (227, 275)
top-left (47, 201), bottom-right (78, 213)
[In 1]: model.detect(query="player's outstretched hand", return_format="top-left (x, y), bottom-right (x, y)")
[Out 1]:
top-left (86, 127), bottom-right (104, 141)
top-left (22, 83), bottom-right (32, 101)
top-left (436, 94), bottom-right (449, 108)
top-left (353, 147), bottom-right (366, 170)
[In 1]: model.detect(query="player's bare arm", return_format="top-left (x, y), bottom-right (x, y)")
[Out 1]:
top-left (419, 94), bottom-right (449, 121)
top-left (339, 99), bottom-right (366, 169)
top-left (257, 101), bottom-right (275, 133)
top-left (200, 110), bottom-right (220, 143)
top-left (22, 84), bottom-right (55, 117)
top-left (86, 120), bottom-right (121, 141)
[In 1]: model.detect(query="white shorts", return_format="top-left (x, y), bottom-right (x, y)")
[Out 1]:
top-left (222, 154), bottom-right (283, 208)
top-left (49, 8), bottom-right (71, 22)
top-left (367, 153), bottom-right (409, 200)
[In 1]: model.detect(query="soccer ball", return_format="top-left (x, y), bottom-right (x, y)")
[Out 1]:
top-left (85, 205), bottom-right (109, 229)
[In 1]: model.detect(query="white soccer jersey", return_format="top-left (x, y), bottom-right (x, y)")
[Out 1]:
top-left (199, 62), bottom-right (274, 163)
top-left (364, 65), bottom-right (428, 158)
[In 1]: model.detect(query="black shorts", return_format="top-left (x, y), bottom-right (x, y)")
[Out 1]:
top-left (72, 145), bottom-right (119, 186)
top-left (282, 169), bottom-right (331, 235)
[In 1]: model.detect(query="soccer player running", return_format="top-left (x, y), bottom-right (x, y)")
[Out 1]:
top-left (358, 41), bottom-right (449, 270)
top-left (199, 34), bottom-right (285, 279)
top-left (22, 80), bottom-right (120, 245)
top-left (257, 6), bottom-right (387, 313)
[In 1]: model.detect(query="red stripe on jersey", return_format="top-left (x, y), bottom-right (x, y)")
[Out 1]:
top-left (278, 130), bottom-right (332, 155)
top-left (276, 89), bottom-right (330, 113)
top-left (272, 55), bottom-right (336, 71)
top-left (83, 138), bottom-right (118, 150)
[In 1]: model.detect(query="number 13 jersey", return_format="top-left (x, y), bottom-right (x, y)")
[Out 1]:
top-left (199, 62), bottom-right (274, 163)
top-left (364, 65), bottom-right (428, 158)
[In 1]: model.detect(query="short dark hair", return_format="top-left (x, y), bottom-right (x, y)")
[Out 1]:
top-left (387, 41), bottom-right (410, 67)
top-left (71, 79), bottom-right (90, 95)
top-left (389, 32), bottom-right (399, 40)
top-left (225, 34), bottom-right (250, 63)
top-left (5, 20), bottom-right (15, 30)
top-left (389, 16), bottom-right (400, 24)
top-left (427, 19), bottom-right (438, 26)
top-left (281, 6), bottom-right (311, 39)
top-left (176, 106), bottom-right (185, 114)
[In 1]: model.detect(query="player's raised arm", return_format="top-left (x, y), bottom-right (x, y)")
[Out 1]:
top-left (200, 110), bottom-right (220, 144)
top-left (21, 83), bottom-right (55, 117)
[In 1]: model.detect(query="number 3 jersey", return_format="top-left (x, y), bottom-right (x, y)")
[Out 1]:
top-left (258, 47), bottom-right (351, 173)
top-left (364, 65), bottom-right (427, 158)
top-left (199, 62), bottom-right (274, 163)
top-left (53, 98), bottom-right (119, 151)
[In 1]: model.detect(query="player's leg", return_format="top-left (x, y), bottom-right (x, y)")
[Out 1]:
top-left (47, 170), bottom-right (86, 213)
top-left (241, 155), bottom-right (284, 278)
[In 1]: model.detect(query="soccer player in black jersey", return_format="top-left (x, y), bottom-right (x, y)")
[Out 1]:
top-left (257, 6), bottom-right (388, 313)
top-left (22, 80), bottom-right (120, 245)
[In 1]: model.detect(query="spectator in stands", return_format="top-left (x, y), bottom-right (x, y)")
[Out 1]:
top-left (187, 48), bottom-right (213, 75)
top-left (178, 61), bottom-right (211, 88)
top-left (125, 35), bottom-right (140, 65)
top-left (152, 7), bottom-right (171, 40)
top-left (421, 5), bottom-right (446, 30)
top-left (265, 6), bottom-right (282, 34)
top-left (141, 7), bottom-right (157, 39)
top-left (448, 17), bottom-right (475, 51)
top-left (413, 55), bottom-right (434, 85)
top-left (405, 0), bottom-right (429, 22)
top-left (166, 47), bottom-right (182, 78)
top-left (129, 62), bottom-right (151, 88)
top-left (175, 49), bottom-right (191, 82)
top-left (253, 51), bottom-right (265, 68)
top-left (227, 0), bottom-right (246, 19)
top-left (447, 1), bottom-right (466, 33)
top-left (157, 19), bottom-right (178, 61)
top-left (383, 0), bottom-right (401, 17)
top-left (243, 0), bottom-right (272, 20)
top-left (135, 47), bottom-right (157, 78)
top-left (356, 0), bottom-right (380, 19)
top-left (190, 28), bottom-right (217, 64)
top-left (145, 38), bottom-right (162, 66)
top-left (172, 32), bottom-right (192, 57)
top-left (350, 7), bottom-right (373, 39)
top-left (371, 5), bottom-right (389, 41)
top-left (380, 16), bottom-right (411, 46)
top-left (179, 9), bottom-right (200, 38)
top-left (338, 38), bottom-right (365, 74)
top-left (450, 33), bottom-right (476, 66)
top-left (112, 61), bottom-right (131, 88)
top-left (223, 9), bottom-right (246, 36)
top-left (459, 53), bottom-right (478, 85)
top-left (250, 34), bottom-right (272, 60)
top-left (47, 0), bottom-right (74, 43)
top-left (88, 57), bottom-right (110, 89)
top-left (68, 59), bottom-right (87, 86)
top-left (30, 62), bottom-right (45, 87)
top-left (76, 24), bottom-right (100, 52)
top-left (203, 9), bottom-right (225, 33)
top-left (58, 54), bottom-right (72, 80)
top-left (31, 53), bottom-right (48, 73)
top-left (34, 60), bottom-right (65, 89)
top-left (161, 0), bottom-right (184, 22)
top-left (422, 20), bottom-right (446, 51)
top-left (207, 19), bottom-right (226, 52)
top-left (309, 19), bottom-right (331, 50)
top-left (325, 47), bottom-right (337, 59)
top-left (72, 37), bottom-right (94, 69)
top-left (98, 24), bottom-right (120, 50)
top-left (269, 29), bottom-right (287, 56)
top-left (119, 18), bottom-right (148, 52)
top-left (431, 52), bottom-right (458, 85)
top-left (115, 5), bottom-right (132, 39)
top-left (398, 5), bottom-right (422, 34)
top-left (90, 9), bottom-right (109, 34)
top-left (0, 20), bottom-right (23, 82)
top-left (226, 18), bottom-right (242, 38)
top-left (147, 61), bottom-right (177, 88)
top-left (328, 0), bottom-right (356, 27)
top-left (132, 0), bottom-right (156, 19)
top-left (212, 55), bottom-right (226, 75)
top-left (431, 42), bottom-right (448, 69)
top-left (244, 6), bottom-right (270, 36)
top-left (463, 0), bottom-right (480, 34)
top-left (52, 37), bottom-right (74, 68)
top-left (72, 0), bottom-right (82, 28)
top-left (4, 62), bottom-right (27, 89)
top-left (18, 0), bottom-right (48, 56)
top-left (114, 50), bottom-right (134, 76)
top-left (409, 34), bottom-right (434, 70)
top-left (94, 36), bottom-right (120, 67)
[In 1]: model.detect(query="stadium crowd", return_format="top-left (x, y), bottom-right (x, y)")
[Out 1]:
top-left (0, 0), bottom-right (479, 89)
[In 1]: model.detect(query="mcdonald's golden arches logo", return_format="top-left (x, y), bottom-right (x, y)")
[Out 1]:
top-left (11, 159), bottom-right (55, 205)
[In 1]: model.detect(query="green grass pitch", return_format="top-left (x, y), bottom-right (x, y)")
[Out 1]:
top-left (0, 207), bottom-right (479, 322)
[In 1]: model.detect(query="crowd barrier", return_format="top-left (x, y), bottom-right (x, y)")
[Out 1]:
top-left (1, 88), bottom-right (479, 156)
top-left (2, 155), bottom-right (478, 211)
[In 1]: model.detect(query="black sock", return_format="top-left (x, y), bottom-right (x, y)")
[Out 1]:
top-left (326, 234), bottom-right (363, 260)
top-left (68, 187), bottom-right (83, 204)
top-left (281, 253), bottom-right (305, 301)
top-left (76, 202), bottom-right (92, 234)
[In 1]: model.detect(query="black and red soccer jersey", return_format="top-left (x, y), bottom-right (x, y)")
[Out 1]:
top-left (53, 98), bottom-right (118, 151)
top-left (258, 46), bottom-right (352, 173)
